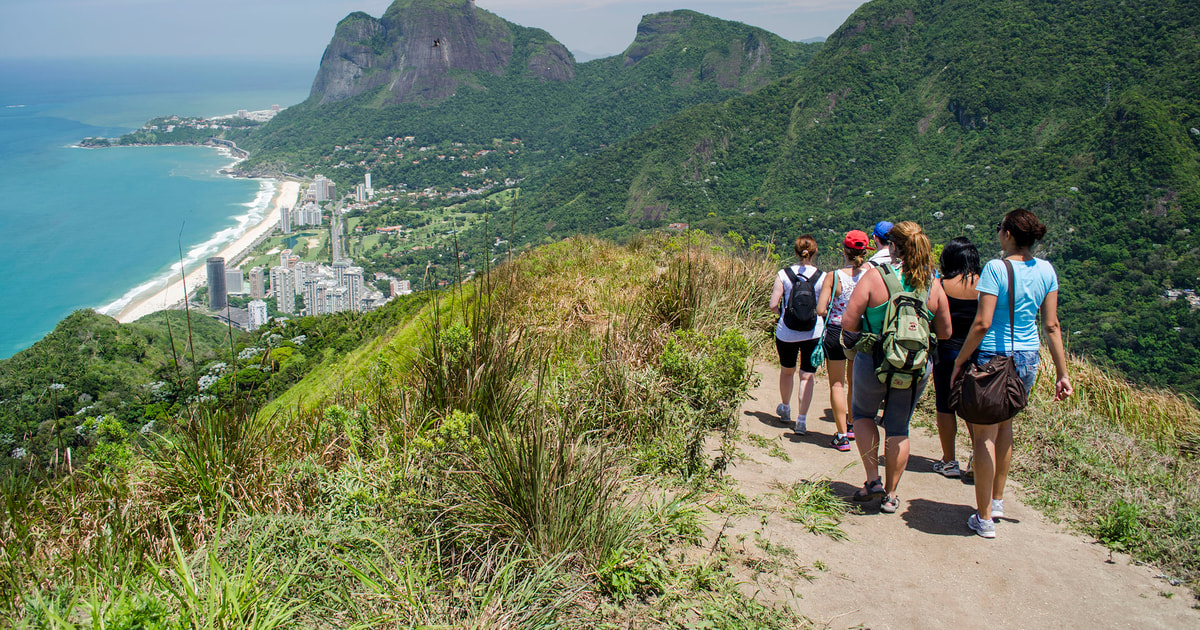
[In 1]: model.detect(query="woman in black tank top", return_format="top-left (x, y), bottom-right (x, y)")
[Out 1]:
top-left (931, 238), bottom-right (981, 479)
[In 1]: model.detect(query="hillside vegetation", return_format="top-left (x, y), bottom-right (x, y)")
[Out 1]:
top-left (516, 0), bottom-right (1200, 395)
top-left (238, 5), bottom-right (820, 190)
top-left (4, 234), bottom-right (1200, 626)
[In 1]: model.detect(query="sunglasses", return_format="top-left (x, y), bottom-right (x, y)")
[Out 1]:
top-left (996, 221), bottom-right (1005, 233)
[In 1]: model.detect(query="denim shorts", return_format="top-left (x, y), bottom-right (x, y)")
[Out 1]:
top-left (851, 351), bottom-right (929, 438)
top-left (976, 349), bottom-right (1039, 394)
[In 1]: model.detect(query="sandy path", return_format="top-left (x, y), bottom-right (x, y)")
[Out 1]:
top-left (113, 180), bottom-right (299, 323)
top-left (716, 362), bottom-right (1198, 628)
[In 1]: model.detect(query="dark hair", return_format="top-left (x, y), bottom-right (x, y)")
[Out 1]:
top-left (940, 237), bottom-right (982, 280)
top-left (794, 234), bottom-right (818, 261)
top-left (1000, 208), bottom-right (1048, 248)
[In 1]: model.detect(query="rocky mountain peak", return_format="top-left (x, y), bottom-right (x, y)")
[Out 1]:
top-left (309, 0), bottom-right (574, 105)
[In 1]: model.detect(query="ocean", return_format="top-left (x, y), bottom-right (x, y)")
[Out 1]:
top-left (0, 58), bottom-right (313, 358)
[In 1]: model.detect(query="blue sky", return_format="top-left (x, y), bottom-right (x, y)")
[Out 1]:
top-left (0, 0), bottom-right (868, 62)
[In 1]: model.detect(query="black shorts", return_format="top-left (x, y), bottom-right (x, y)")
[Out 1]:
top-left (776, 336), bottom-right (820, 373)
top-left (823, 325), bottom-right (848, 362)
top-left (932, 342), bottom-right (962, 414)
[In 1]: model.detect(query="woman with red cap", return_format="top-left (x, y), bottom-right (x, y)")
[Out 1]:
top-left (817, 230), bottom-right (871, 451)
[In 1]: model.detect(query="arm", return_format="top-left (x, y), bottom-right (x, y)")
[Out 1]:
top-left (816, 270), bottom-right (835, 317)
top-left (929, 280), bottom-right (952, 340)
top-left (769, 274), bottom-right (784, 316)
top-left (1041, 290), bottom-right (1072, 400)
top-left (952, 293), bottom-right (997, 379)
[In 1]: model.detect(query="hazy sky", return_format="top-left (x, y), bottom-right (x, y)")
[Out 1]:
top-left (0, 0), bottom-right (867, 62)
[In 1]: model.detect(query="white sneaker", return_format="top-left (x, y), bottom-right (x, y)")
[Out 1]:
top-left (968, 512), bottom-right (996, 538)
top-left (776, 403), bottom-right (791, 425)
top-left (991, 499), bottom-right (1004, 519)
top-left (794, 418), bottom-right (807, 435)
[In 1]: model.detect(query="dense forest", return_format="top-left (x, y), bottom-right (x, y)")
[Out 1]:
top-left (237, 9), bottom-right (821, 191)
top-left (509, 0), bottom-right (1200, 395)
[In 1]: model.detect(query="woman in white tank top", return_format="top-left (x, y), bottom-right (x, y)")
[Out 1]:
top-left (816, 230), bottom-right (870, 452)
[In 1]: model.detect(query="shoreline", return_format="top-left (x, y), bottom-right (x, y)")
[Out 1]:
top-left (110, 179), bottom-right (300, 324)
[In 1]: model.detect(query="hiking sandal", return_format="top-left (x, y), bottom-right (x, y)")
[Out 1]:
top-left (881, 494), bottom-right (900, 514)
top-left (853, 479), bottom-right (885, 502)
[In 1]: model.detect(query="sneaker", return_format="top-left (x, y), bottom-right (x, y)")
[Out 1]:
top-left (776, 403), bottom-right (791, 425)
top-left (933, 460), bottom-right (961, 478)
top-left (991, 499), bottom-right (1004, 519)
top-left (968, 512), bottom-right (996, 538)
top-left (846, 429), bottom-right (855, 440)
top-left (793, 418), bottom-right (807, 435)
top-left (880, 494), bottom-right (900, 514)
top-left (832, 434), bottom-right (852, 452)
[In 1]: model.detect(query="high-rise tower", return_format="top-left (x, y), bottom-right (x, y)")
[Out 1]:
top-left (207, 257), bottom-right (227, 310)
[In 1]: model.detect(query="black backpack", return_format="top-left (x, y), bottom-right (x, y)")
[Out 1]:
top-left (782, 267), bottom-right (822, 331)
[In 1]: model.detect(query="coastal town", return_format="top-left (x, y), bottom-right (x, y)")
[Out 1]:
top-left (198, 172), bottom-right (413, 332)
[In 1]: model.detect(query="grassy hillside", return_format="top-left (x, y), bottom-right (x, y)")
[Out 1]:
top-left (516, 0), bottom-right (1200, 395)
top-left (3, 233), bottom-right (1198, 627)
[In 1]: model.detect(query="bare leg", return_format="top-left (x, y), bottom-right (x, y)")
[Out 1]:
top-left (884, 436), bottom-right (910, 495)
top-left (853, 417), bottom-right (881, 483)
top-left (778, 366), bottom-right (795, 408)
top-left (971, 422), bottom-right (999, 520)
top-left (795, 370), bottom-right (816, 419)
top-left (993, 419), bottom-right (1014, 501)
top-left (827, 360), bottom-right (848, 434)
top-left (936, 411), bottom-right (957, 461)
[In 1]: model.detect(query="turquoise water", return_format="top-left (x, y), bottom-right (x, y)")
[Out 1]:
top-left (0, 58), bottom-right (312, 357)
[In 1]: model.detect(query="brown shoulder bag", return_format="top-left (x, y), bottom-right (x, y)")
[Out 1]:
top-left (950, 259), bottom-right (1029, 425)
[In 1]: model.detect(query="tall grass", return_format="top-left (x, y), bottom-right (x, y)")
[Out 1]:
top-left (1037, 352), bottom-right (1200, 454)
top-left (1004, 349), bottom-right (1200, 596)
top-left (2, 233), bottom-right (809, 627)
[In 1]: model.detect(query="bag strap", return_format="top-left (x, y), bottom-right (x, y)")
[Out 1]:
top-left (1003, 259), bottom-right (1016, 354)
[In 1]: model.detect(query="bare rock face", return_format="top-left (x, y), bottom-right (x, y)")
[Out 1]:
top-left (620, 10), bottom-right (783, 94)
top-left (309, 0), bottom-right (574, 105)
top-left (623, 12), bottom-right (694, 66)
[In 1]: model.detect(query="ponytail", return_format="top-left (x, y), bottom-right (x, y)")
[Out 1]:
top-left (889, 221), bottom-right (933, 291)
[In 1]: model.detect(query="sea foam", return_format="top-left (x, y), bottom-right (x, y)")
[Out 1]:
top-left (96, 177), bottom-right (277, 316)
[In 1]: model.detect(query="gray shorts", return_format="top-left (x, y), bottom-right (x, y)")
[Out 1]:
top-left (851, 351), bottom-right (930, 438)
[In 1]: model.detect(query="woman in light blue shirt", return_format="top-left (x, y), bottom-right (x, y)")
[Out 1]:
top-left (953, 208), bottom-right (1073, 539)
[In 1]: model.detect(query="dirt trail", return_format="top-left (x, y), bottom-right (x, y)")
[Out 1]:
top-left (714, 362), bottom-right (1199, 629)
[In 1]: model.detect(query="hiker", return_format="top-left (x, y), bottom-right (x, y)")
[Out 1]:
top-left (840, 221), bottom-right (951, 513)
top-left (953, 208), bottom-right (1073, 538)
top-left (930, 237), bottom-right (982, 479)
top-left (816, 229), bottom-right (870, 452)
top-left (769, 235), bottom-right (825, 435)
top-left (868, 221), bottom-right (894, 267)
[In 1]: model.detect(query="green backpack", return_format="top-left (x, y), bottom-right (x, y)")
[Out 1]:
top-left (873, 266), bottom-right (933, 390)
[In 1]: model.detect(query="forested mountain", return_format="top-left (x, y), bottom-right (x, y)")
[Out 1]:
top-left (237, 1), bottom-right (820, 185)
top-left (517, 0), bottom-right (1200, 394)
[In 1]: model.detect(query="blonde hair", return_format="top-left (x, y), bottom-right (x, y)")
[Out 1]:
top-left (793, 235), bottom-right (818, 262)
top-left (889, 221), bottom-right (933, 291)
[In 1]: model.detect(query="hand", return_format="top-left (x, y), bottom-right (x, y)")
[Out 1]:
top-left (1054, 376), bottom-right (1073, 401)
top-left (951, 362), bottom-right (965, 385)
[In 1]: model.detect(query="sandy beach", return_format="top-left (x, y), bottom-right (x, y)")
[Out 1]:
top-left (114, 180), bottom-right (300, 323)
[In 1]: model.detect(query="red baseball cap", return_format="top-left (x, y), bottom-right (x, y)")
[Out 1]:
top-left (843, 230), bottom-right (869, 250)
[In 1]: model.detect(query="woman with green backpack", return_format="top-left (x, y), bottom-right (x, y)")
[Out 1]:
top-left (840, 221), bottom-right (952, 513)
